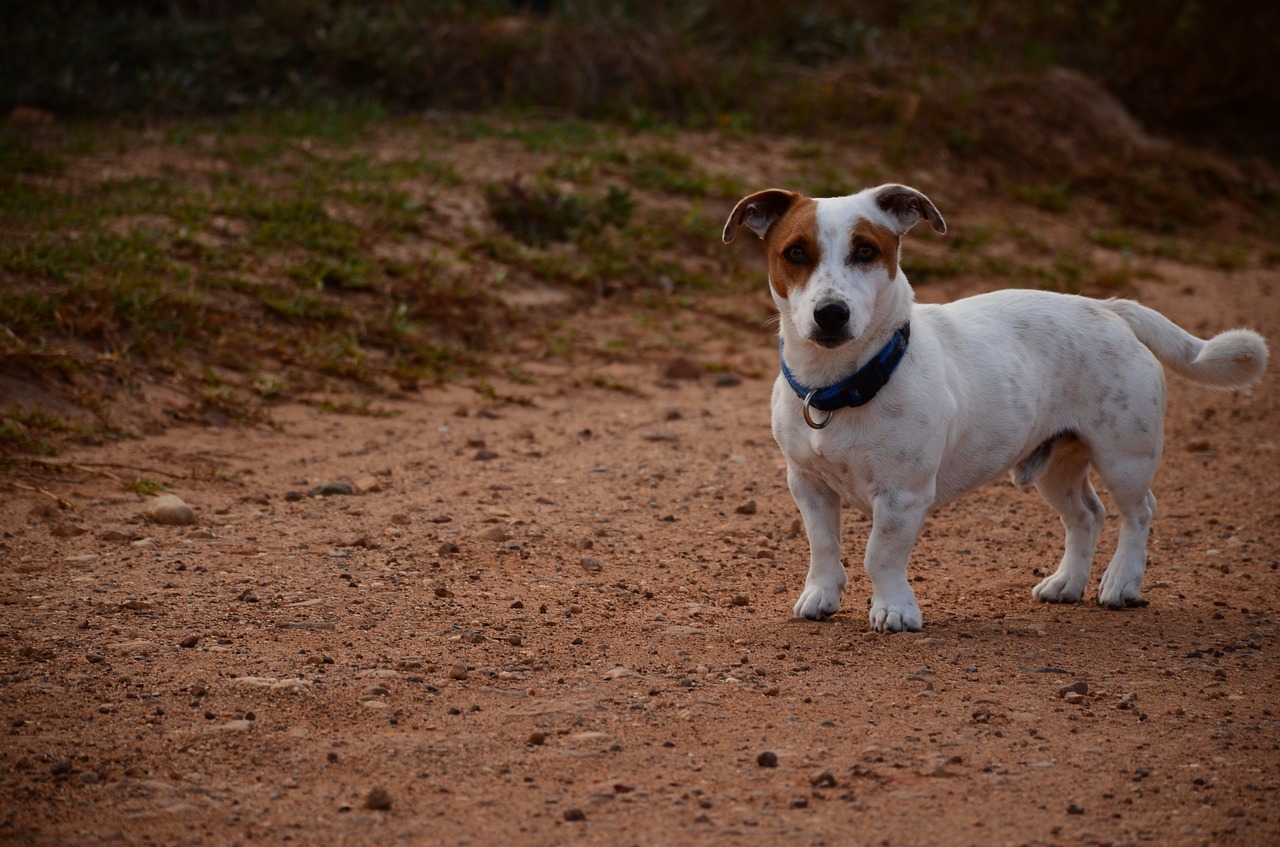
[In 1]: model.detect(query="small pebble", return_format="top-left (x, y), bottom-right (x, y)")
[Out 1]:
top-left (664, 357), bottom-right (701, 380)
top-left (736, 501), bottom-right (758, 515)
top-left (310, 482), bottom-right (353, 497)
top-left (353, 475), bottom-right (381, 494)
top-left (50, 760), bottom-right (72, 776)
top-left (364, 787), bottom-right (393, 811)
top-left (1067, 804), bottom-right (1085, 815)
top-left (563, 809), bottom-right (586, 822)
top-left (438, 542), bottom-right (461, 556)
top-left (757, 751), bottom-right (778, 768)
top-left (527, 732), bottom-right (547, 746)
top-left (447, 663), bottom-right (468, 681)
top-left (1059, 681), bottom-right (1088, 699)
top-left (144, 494), bottom-right (195, 526)
top-left (580, 557), bottom-right (602, 573)
top-left (179, 635), bottom-right (199, 649)
top-left (811, 769), bottom-right (837, 788)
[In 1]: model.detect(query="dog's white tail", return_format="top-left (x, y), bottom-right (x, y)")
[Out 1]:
top-left (1103, 299), bottom-right (1268, 389)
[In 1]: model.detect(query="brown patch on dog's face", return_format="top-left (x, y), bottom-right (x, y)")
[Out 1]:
top-left (762, 197), bottom-right (819, 299)
top-left (850, 220), bottom-right (900, 281)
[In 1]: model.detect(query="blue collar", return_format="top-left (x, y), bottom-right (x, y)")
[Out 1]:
top-left (780, 323), bottom-right (911, 420)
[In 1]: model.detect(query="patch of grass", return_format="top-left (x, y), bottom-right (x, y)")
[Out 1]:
top-left (543, 156), bottom-right (599, 184)
top-left (315, 397), bottom-right (401, 418)
top-left (0, 408), bottom-right (68, 458)
top-left (1089, 262), bottom-right (1140, 292)
top-left (902, 255), bottom-right (973, 282)
top-left (486, 181), bottom-right (633, 247)
top-left (1212, 244), bottom-right (1250, 271)
top-left (0, 115), bottom-right (540, 456)
top-left (792, 160), bottom-right (883, 199)
top-left (1008, 181), bottom-right (1072, 213)
top-left (481, 119), bottom-right (607, 154)
top-left (545, 327), bottom-right (583, 358)
top-left (0, 135), bottom-right (65, 178)
top-left (949, 224), bottom-right (996, 254)
top-left (588, 372), bottom-right (641, 394)
top-left (620, 148), bottom-right (742, 198)
top-left (1088, 228), bottom-right (1138, 251)
top-left (786, 142), bottom-right (825, 161)
top-left (191, 464), bottom-right (239, 483)
top-left (123, 478), bottom-right (170, 495)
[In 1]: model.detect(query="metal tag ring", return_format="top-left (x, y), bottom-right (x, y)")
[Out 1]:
top-left (802, 390), bottom-right (834, 430)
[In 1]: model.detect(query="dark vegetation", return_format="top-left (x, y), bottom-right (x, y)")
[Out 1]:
top-left (5, 1), bottom-right (1278, 156)
top-left (1, 1), bottom-right (1277, 463)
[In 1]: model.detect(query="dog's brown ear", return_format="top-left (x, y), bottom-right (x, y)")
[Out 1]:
top-left (874, 184), bottom-right (946, 235)
top-left (723, 189), bottom-right (799, 243)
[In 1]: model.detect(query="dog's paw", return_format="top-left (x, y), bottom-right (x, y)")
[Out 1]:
top-left (1031, 571), bottom-right (1086, 604)
top-left (1096, 567), bottom-right (1145, 609)
top-left (868, 598), bottom-right (922, 633)
top-left (793, 584), bottom-right (843, 620)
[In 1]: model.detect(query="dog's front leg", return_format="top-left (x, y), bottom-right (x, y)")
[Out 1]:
top-left (789, 467), bottom-right (847, 620)
top-left (865, 491), bottom-right (928, 632)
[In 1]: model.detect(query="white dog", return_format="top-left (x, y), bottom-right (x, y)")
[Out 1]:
top-left (723, 184), bottom-right (1268, 632)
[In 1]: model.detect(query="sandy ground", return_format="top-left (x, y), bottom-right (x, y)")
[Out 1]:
top-left (2, 260), bottom-right (1279, 846)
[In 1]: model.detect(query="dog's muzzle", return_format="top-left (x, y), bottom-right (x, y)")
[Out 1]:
top-left (811, 301), bottom-right (851, 347)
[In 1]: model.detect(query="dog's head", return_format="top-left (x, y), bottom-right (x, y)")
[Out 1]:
top-left (723, 184), bottom-right (945, 350)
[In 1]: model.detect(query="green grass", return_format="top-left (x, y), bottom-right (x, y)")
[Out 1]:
top-left (0, 114), bottom-right (509, 454)
top-left (123, 478), bottom-right (171, 496)
top-left (0, 408), bottom-right (67, 458)
top-left (1007, 181), bottom-right (1072, 213)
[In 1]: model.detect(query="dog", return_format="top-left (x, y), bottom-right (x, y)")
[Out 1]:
top-left (723, 183), bottom-right (1269, 632)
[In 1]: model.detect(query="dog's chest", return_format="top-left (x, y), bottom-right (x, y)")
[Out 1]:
top-left (787, 431), bottom-right (881, 513)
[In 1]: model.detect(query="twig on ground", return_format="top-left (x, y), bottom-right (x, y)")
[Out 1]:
top-left (21, 459), bottom-right (183, 481)
top-left (1, 479), bottom-right (74, 509)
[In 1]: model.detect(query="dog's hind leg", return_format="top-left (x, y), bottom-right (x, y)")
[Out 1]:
top-left (1096, 476), bottom-right (1157, 608)
top-left (1029, 436), bottom-right (1106, 604)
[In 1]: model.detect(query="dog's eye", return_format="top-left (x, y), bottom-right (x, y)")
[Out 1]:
top-left (853, 243), bottom-right (879, 262)
top-left (783, 244), bottom-right (809, 265)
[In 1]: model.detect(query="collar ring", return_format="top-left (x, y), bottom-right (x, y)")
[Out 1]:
top-left (802, 389), bottom-right (834, 430)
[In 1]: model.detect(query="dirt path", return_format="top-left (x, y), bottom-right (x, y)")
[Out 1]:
top-left (3, 265), bottom-right (1278, 846)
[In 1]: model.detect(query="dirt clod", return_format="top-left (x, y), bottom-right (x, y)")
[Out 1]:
top-left (363, 788), bottom-right (393, 811)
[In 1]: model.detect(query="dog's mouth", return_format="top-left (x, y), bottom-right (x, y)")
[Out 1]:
top-left (809, 332), bottom-right (852, 349)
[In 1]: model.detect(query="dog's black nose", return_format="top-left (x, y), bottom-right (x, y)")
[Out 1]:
top-left (814, 302), bottom-right (850, 333)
